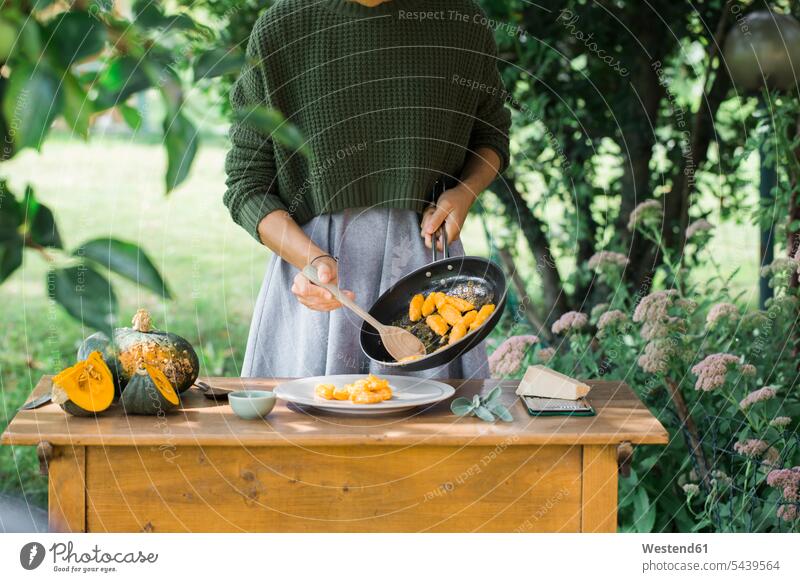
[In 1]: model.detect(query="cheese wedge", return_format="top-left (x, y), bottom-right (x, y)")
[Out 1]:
top-left (515, 365), bottom-right (591, 400)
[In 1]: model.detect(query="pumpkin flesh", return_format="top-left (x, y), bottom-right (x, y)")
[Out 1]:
top-left (146, 364), bottom-right (180, 406)
top-left (51, 352), bottom-right (115, 416)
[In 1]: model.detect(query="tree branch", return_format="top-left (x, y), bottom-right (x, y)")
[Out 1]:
top-left (491, 176), bottom-right (571, 322)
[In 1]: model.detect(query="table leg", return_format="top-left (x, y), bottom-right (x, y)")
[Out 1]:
top-left (581, 445), bottom-right (618, 533)
top-left (48, 445), bottom-right (86, 533)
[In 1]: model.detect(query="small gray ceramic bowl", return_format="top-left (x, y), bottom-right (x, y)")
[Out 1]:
top-left (229, 390), bottom-right (276, 420)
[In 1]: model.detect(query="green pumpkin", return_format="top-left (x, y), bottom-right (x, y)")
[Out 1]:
top-left (120, 365), bottom-right (180, 415)
top-left (77, 332), bottom-right (124, 398)
top-left (112, 309), bottom-right (200, 394)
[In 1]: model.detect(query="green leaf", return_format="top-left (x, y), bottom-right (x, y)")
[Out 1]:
top-left (94, 57), bottom-right (151, 110)
top-left (47, 265), bottom-right (117, 335)
top-left (22, 187), bottom-right (62, 248)
top-left (2, 63), bottom-right (62, 152)
top-left (46, 11), bottom-right (107, 67)
top-left (61, 72), bottom-right (92, 138)
top-left (73, 238), bottom-right (172, 299)
top-left (163, 112), bottom-right (198, 193)
top-left (1, 11), bottom-right (42, 62)
top-left (118, 104), bottom-right (142, 130)
top-left (31, 0), bottom-right (57, 9)
top-left (0, 182), bottom-right (23, 241)
top-left (483, 385), bottom-right (503, 404)
top-left (0, 16), bottom-right (18, 62)
top-left (133, 1), bottom-right (204, 35)
top-left (0, 237), bottom-right (23, 283)
top-left (234, 106), bottom-right (309, 156)
top-left (194, 48), bottom-right (245, 80)
top-left (450, 397), bottom-right (475, 416)
top-left (488, 403), bottom-right (513, 422)
top-left (632, 488), bottom-right (656, 533)
top-left (474, 405), bottom-right (496, 422)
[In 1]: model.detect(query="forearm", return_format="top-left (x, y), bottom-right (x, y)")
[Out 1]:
top-left (458, 146), bottom-right (502, 203)
top-left (257, 210), bottom-right (327, 270)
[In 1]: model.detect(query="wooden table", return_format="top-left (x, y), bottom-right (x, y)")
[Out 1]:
top-left (2, 377), bottom-right (667, 533)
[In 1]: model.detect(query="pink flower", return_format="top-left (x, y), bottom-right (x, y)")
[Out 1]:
top-left (489, 335), bottom-right (539, 377)
top-left (733, 439), bottom-right (779, 466)
top-left (591, 303), bottom-right (610, 320)
top-left (766, 467), bottom-right (800, 501)
top-left (633, 290), bottom-right (678, 323)
top-left (766, 467), bottom-right (800, 521)
top-left (597, 309), bottom-right (627, 330)
top-left (686, 218), bottom-right (713, 239)
top-left (551, 311), bottom-right (588, 335)
top-left (739, 386), bottom-right (777, 410)
top-left (637, 340), bottom-right (671, 373)
top-left (691, 353), bottom-right (751, 391)
top-left (627, 199), bottom-right (663, 231)
top-left (770, 416), bottom-right (792, 428)
top-left (761, 256), bottom-right (800, 279)
top-left (706, 302), bottom-right (739, 328)
top-left (682, 483), bottom-right (700, 496)
top-left (537, 347), bottom-right (556, 363)
top-left (777, 505), bottom-right (798, 521)
top-left (588, 251), bottom-right (629, 271)
top-left (740, 364), bottom-right (756, 377)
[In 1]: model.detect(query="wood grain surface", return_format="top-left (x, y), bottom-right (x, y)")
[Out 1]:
top-left (48, 445), bottom-right (86, 532)
top-left (85, 444), bottom-right (584, 532)
top-left (2, 378), bottom-right (668, 447)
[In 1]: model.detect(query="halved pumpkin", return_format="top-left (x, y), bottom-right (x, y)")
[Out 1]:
top-left (119, 364), bottom-right (180, 415)
top-left (51, 351), bottom-right (116, 417)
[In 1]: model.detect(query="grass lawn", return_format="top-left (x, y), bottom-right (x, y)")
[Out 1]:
top-left (1, 135), bottom-right (263, 507)
top-left (0, 135), bottom-right (761, 509)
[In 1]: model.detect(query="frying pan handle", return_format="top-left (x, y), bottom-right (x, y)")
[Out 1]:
top-left (431, 225), bottom-right (449, 262)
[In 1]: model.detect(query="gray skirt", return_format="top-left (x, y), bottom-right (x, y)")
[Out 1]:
top-left (242, 207), bottom-right (489, 379)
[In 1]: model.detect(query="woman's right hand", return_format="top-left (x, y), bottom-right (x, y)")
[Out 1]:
top-left (291, 257), bottom-right (355, 312)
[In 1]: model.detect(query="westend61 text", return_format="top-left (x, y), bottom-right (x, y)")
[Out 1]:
top-left (642, 543), bottom-right (708, 554)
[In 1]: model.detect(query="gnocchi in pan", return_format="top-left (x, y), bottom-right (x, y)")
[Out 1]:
top-left (409, 292), bottom-right (495, 350)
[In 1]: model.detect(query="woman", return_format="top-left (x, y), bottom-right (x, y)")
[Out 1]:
top-left (224, 0), bottom-right (510, 379)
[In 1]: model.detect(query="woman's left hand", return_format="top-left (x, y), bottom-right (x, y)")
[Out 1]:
top-left (420, 186), bottom-right (475, 250)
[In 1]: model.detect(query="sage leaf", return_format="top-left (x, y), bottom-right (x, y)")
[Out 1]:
top-left (450, 397), bottom-right (475, 417)
top-left (484, 385), bottom-right (503, 404)
top-left (489, 403), bottom-right (514, 422)
top-left (474, 405), bottom-right (496, 422)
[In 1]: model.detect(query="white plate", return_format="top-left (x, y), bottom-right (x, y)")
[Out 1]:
top-left (274, 375), bottom-right (455, 416)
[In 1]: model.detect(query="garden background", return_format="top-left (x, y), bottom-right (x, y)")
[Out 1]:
top-left (1, 0), bottom-right (800, 532)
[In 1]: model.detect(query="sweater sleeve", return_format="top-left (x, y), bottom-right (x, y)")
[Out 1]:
top-left (223, 25), bottom-right (286, 242)
top-left (467, 33), bottom-right (511, 175)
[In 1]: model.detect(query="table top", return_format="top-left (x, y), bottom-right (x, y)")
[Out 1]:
top-left (1, 376), bottom-right (668, 447)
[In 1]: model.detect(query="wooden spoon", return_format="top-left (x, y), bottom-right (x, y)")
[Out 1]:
top-left (302, 265), bottom-right (426, 362)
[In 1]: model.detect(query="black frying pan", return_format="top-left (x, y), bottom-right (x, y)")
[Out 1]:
top-left (360, 188), bottom-right (507, 371)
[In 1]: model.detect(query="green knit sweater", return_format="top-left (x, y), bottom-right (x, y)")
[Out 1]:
top-left (224, 0), bottom-right (511, 240)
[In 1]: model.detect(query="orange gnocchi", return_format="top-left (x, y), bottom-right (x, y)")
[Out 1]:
top-left (449, 321), bottom-right (467, 345)
top-left (470, 304), bottom-right (495, 330)
top-left (409, 294), bottom-right (424, 322)
top-left (426, 314), bottom-right (449, 336)
top-left (405, 292), bottom-right (496, 357)
top-left (438, 303), bottom-right (462, 326)
top-left (315, 375), bottom-right (393, 405)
